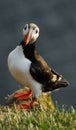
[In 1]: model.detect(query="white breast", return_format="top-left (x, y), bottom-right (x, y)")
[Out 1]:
top-left (8, 45), bottom-right (42, 97)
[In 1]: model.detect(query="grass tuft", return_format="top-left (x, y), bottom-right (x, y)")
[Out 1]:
top-left (0, 105), bottom-right (76, 130)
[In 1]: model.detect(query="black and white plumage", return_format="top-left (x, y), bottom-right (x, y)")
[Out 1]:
top-left (8, 23), bottom-right (69, 106)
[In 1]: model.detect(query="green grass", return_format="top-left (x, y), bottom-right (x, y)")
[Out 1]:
top-left (0, 105), bottom-right (76, 130)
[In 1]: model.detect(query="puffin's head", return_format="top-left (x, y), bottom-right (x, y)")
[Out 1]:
top-left (23, 23), bottom-right (39, 45)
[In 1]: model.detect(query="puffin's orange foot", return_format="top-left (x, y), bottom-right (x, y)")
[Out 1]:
top-left (17, 99), bottom-right (35, 109)
top-left (14, 89), bottom-right (32, 100)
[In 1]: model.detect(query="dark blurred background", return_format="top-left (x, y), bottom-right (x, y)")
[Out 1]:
top-left (0, 0), bottom-right (76, 107)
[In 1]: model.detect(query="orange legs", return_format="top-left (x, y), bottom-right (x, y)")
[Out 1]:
top-left (17, 99), bottom-right (35, 109)
top-left (14, 89), bottom-right (32, 100)
top-left (14, 89), bottom-right (36, 109)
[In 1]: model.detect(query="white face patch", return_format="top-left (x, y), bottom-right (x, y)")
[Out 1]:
top-left (23, 24), bottom-right (29, 36)
top-left (31, 27), bottom-right (39, 43)
top-left (23, 23), bottom-right (40, 43)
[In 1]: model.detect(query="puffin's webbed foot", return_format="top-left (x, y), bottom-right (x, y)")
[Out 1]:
top-left (14, 89), bottom-right (32, 100)
top-left (16, 98), bottom-right (36, 109)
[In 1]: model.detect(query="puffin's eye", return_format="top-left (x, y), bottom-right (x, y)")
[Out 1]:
top-left (24, 25), bottom-right (27, 30)
top-left (36, 29), bottom-right (38, 34)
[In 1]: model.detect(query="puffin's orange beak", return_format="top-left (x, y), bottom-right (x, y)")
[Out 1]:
top-left (26, 29), bottom-right (32, 45)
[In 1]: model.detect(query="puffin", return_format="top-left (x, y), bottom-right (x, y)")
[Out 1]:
top-left (8, 23), bottom-right (69, 109)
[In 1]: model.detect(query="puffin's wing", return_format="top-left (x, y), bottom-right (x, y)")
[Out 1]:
top-left (30, 51), bottom-right (69, 90)
top-left (30, 62), bottom-right (69, 91)
top-left (30, 62), bottom-right (53, 84)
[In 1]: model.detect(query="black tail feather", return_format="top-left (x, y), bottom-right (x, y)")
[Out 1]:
top-left (43, 77), bottom-right (69, 92)
top-left (54, 77), bottom-right (70, 89)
